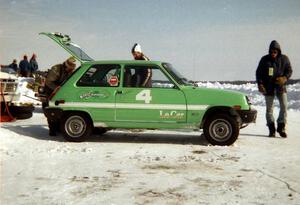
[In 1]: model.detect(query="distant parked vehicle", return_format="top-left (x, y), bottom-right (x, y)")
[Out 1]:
top-left (0, 67), bottom-right (17, 75)
top-left (0, 71), bottom-right (34, 119)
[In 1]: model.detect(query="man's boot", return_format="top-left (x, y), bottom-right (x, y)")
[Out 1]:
top-left (268, 123), bottom-right (276, 137)
top-left (49, 129), bottom-right (57, 136)
top-left (48, 121), bottom-right (58, 136)
top-left (277, 123), bottom-right (287, 138)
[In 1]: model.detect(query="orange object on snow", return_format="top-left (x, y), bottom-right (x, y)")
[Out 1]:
top-left (0, 86), bottom-right (16, 122)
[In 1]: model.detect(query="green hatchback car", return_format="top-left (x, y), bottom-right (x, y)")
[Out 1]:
top-left (41, 32), bottom-right (256, 145)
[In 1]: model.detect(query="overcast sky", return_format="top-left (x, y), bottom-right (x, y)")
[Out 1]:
top-left (1, 0), bottom-right (300, 80)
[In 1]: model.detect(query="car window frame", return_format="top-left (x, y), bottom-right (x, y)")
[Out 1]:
top-left (122, 64), bottom-right (179, 89)
top-left (76, 64), bottom-right (121, 87)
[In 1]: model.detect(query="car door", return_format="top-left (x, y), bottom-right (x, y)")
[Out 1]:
top-left (115, 65), bottom-right (187, 123)
top-left (76, 64), bottom-right (120, 123)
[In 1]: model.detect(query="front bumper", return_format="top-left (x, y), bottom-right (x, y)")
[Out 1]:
top-left (236, 108), bottom-right (257, 124)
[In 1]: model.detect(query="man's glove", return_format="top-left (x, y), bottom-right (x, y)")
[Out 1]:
top-left (258, 84), bottom-right (266, 94)
top-left (275, 76), bottom-right (287, 86)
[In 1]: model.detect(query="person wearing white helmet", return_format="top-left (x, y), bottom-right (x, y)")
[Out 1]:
top-left (131, 43), bottom-right (151, 87)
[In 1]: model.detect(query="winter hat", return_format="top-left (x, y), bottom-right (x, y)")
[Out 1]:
top-left (65, 56), bottom-right (76, 69)
top-left (131, 43), bottom-right (142, 53)
top-left (269, 40), bottom-right (281, 55)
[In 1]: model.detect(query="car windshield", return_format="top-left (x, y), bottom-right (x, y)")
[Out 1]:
top-left (0, 67), bottom-right (17, 75)
top-left (162, 63), bottom-right (190, 85)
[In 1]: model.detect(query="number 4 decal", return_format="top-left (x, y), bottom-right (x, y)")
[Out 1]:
top-left (136, 90), bottom-right (152, 104)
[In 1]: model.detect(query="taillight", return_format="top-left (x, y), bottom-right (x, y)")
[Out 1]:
top-left (49, 86), bottom-right (61, 100)
top-left (233, 105), bottom-right (241, 110)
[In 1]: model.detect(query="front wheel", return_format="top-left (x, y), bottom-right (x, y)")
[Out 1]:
top-left (61, 113), bottom-right (93, 142)
top-left (203, 114), bottom-right (239, 146)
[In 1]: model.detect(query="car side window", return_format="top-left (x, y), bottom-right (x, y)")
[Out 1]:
top-left (77, 64), bottom-right (120, 87)
top-left (123, 65), bottom-right (174, 88)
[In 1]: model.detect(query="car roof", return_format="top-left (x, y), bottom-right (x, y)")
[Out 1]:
top-left (0, 71), bottom-right (18, 80)
top-left (82, 60), bottom-right (165, 66)
top-left (1, 67), bottom-right (17, 74)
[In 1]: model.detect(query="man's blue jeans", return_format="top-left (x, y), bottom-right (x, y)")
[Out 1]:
top-left (265, 93), bottom-right (288, 125)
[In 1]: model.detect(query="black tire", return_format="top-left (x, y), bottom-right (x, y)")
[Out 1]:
top-left (93, 127), bottom-right (108, 135)
top-left (203, 113), bottom-right (239, 146)
top-left (9, 105), bottom-right (34, 119)
top-left (14, 112), bottom-right (33, 119)
top-left (61, 113), bottom-right (93, 142)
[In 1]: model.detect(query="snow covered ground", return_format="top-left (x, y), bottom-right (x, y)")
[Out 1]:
top-left (1, 82), bottom-right (300, 204)
top-left (1, 105), bottom-right (300, 205)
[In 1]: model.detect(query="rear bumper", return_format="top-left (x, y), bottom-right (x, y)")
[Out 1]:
top-left (44, 107), bottom-right (63, 121)
top-left (237, 108), bottom-right (257, 124)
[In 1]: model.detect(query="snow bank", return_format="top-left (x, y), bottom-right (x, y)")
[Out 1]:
top-left (197, 82), bottom-right (300, 111)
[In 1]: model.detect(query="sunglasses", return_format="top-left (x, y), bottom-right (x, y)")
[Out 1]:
top-left (270, 50), bottom-right (278, 54)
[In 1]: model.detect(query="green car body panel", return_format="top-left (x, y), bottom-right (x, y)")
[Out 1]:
top-left (41, 32), bottom-right (257, 144)
top-left (48, 60), bottom-right (252, 128)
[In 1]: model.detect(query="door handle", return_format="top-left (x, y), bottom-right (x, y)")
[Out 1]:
top-left (116, 90), bottom-right (123, 94)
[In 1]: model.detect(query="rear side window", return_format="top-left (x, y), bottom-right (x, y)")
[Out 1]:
top-left (77, 64), bottom-right (120, 87)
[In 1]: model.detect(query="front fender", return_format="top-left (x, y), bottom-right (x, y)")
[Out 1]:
top-left (200, 106), bottom-right (242, 129)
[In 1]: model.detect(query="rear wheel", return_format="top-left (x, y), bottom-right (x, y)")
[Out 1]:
top-left (61, 113), bottom-right (93, 142)
top-left (203, 113), bottom-right (239, 146)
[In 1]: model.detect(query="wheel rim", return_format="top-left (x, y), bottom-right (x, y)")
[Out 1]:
top-left (208, 119), bottom-right (232, 142)
top-left (65, 115), bottom-right (87, 138)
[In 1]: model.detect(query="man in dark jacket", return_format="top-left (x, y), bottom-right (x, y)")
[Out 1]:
top-left (256, 40), bottom-right (293, 137)
top-left (44, 56), bottom-right (76, 136)
top-left (8, 59), bottom-right (18, 72)
top-left (19, 55), bottom-right (31, 77)
top-left (29, 53), bottom-right (38, 76)
top-left (0, 59), bottom-right (18, 72)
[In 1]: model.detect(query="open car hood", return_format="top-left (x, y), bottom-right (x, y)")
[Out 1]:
top-left (39, 32), bottom-right (93, 63)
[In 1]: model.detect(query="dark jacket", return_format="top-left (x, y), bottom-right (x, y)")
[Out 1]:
top-left (44, 63), bottom-right (72, 95)
top-left (8, 63), bottom-right (18, 72)
top-left (134, 54), bottom-right (152, 87)
top-left (256, 41), bottom-right (293, 95)
top-left (30, 59), bottom-right (39, 73)
top-left (19, 59), bottom-right (31, 77)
